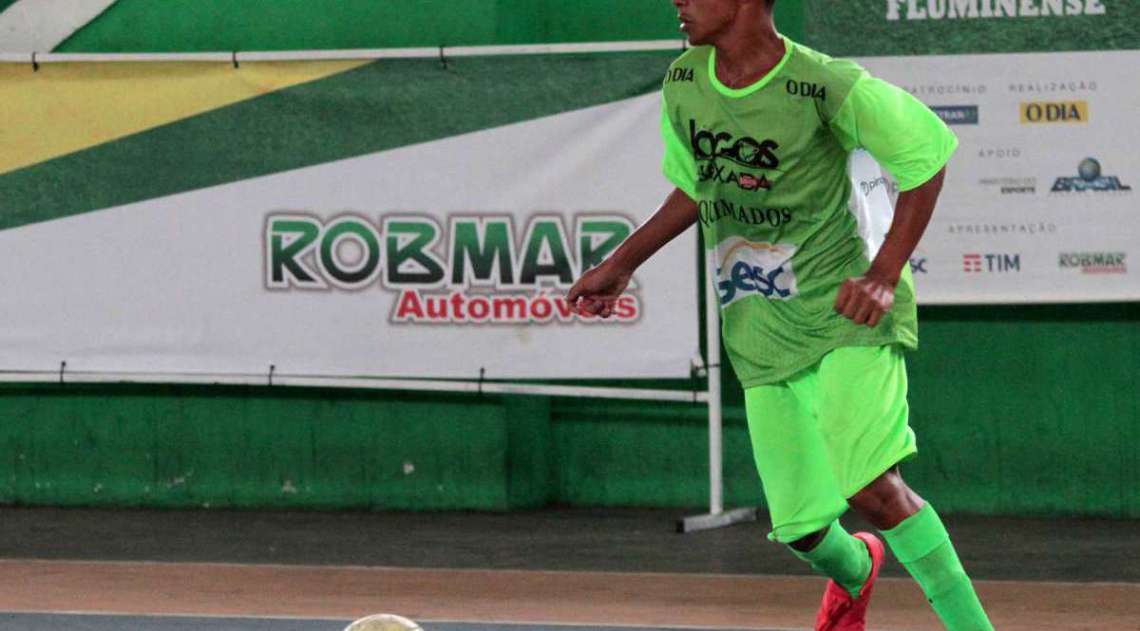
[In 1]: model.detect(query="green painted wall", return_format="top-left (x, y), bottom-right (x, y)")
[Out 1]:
top-left (56, 0), bottom-right (804, 52)
top-left (3, 0), bottom-right (1136, 517)
top-left (2, 302), bottom-right (1135, 516)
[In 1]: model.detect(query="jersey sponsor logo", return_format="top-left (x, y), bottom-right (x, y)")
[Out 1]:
top-left (1051, 158), bottom-right (1131, 193)
top-left (698, 163), bottom-right (772, 190)
top-left (689, 120), bottom-right (780, 169)
top-left (859, 176), bottom-right (897, 196)
top-left (786, 80), bottom-right (827, 100)
top-left (886, 0), bottom-right (1107, 20)
top-left (697, 200), bottom-right (793, 229)
top-left (714, 238), bottom-right (798, 306)
top-left (1020, 101), bottom-right (1088, 124)
top-left (664, 67), bottom-right (695, 84)
top-left (1059, 252), bottom-right (1126, 274)
top-left (689, 120), bottom-right (780, 192)
top-left (931, 105), bottom-right (979, 125)
top-left (962, 253), bottom-right (1020, 273)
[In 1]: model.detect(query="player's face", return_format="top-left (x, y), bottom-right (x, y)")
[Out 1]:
top-left (672, 0), bottom-right (743, 46)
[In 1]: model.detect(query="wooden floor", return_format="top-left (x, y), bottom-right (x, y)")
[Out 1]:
top-left (2, 506), bottom-right (1138, 630)
top-left (3, 559), bottom-right (1139, 630)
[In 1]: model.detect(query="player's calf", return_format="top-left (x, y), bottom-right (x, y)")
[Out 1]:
top-left (850, 468), bottom-right (995, 631)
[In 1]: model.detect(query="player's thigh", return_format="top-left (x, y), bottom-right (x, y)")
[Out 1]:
top-left (745, 379), bottom-right (847, 544)
top-left (816, 344), bottom-right (917, 499)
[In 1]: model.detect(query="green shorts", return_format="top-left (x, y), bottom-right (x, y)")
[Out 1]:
top-left (744, 344), bottom-right (917, 544)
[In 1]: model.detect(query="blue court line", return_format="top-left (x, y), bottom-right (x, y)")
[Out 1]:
top-left (0, 613), bottom-right (792, 631)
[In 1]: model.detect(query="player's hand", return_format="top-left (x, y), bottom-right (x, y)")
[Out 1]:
top-left (566, 261), bottom-right (632, 319)
top-left (834, 272), bottom-right (896, 327)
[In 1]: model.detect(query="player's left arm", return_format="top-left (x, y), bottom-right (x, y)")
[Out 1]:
top-left (827, 73), bottom-right (959, 327)
top-left (835, 167), bottom-right (945, 326)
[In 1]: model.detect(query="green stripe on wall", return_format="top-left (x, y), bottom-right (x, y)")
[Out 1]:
top-left (55, 0), bottom-right (804, 53)
top-left (55, 0), bottom-right (675, 52)
top-left (0, 0), bottom-right (22, 15)
top-left (0, 52), bottom-right (672, 231)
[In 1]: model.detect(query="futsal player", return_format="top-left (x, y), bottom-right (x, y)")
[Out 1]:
top-left (566, 1), bottom-right (994, 629)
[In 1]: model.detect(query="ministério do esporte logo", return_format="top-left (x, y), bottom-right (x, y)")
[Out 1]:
top-left (264, 212), bottom-right (642, 324)
top-left (1051, 158), bottom-right (1132, 193)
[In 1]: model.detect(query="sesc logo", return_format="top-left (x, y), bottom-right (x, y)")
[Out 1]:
top-left (1020, 101), bottom-right (1088, 124)
top-left (714, 237), bottom-right (798, 306)
top-left (1051, 158), bottom-right (1132, 193)
top-left (963, 253), bottom-right (1020, 273)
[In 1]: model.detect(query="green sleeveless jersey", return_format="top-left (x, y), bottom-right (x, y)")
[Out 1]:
top-left (661, 38), bottom-right (957, 387)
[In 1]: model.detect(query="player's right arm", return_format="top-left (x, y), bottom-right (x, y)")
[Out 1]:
top-left (566, 188), bottom-right (697, 318)
top-left (568, 77), bottom-right (700, 318)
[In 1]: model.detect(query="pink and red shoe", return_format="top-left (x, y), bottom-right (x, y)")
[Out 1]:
top-left (814, 532), bottom-right (886, 631)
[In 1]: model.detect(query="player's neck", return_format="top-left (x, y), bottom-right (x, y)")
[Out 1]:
top-left (712, 17), bottom-right (783, 88)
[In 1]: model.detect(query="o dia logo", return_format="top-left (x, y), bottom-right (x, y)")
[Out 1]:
top-left (1020, 101), bottom-right (1088, 124)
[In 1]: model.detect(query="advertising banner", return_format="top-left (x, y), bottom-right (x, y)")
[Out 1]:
top-left (805, 0), bottom-right (1139, 303)
top-left (0, 54), bottom-right (701, 381)
top-left (857, 50), bottom-right (1138, 303)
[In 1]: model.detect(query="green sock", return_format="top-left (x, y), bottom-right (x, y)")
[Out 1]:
top-left (881, 503), bottom-right (994, 631)
top-left (789, 520), bottom-right (871, 599)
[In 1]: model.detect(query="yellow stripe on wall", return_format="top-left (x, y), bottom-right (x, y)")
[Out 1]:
top-left (0, 60), bottom-right (368, 175)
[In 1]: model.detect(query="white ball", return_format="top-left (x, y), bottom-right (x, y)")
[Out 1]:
top-left (344, 613), bottom-right (424, 631)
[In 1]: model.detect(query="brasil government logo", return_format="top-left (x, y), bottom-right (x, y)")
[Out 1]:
top-left (1051, 158), bottom-right (1131, 193)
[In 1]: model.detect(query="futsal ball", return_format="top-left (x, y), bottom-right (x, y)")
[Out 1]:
top-left (344, 613), bottom-right (424, 631)
top-left (1078, 157), bottom-right (1101, 182)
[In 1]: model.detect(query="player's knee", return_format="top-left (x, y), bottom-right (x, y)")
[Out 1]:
top-left (848, 468), bottom-right (921, 528)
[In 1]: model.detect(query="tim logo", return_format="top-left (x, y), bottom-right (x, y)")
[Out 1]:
top-left (714, 237), bottom-right (798, 306)
top-left (963, 253), bottom-right (1020, 273)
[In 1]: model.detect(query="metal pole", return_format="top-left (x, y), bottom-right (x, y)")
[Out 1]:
top-left (705, 248), bottom-right (723, 516)
top-left (676, 248), bottom-right (757, 533)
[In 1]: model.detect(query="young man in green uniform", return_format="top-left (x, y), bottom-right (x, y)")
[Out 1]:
top-left (566, 1), bottom-right (995, 629)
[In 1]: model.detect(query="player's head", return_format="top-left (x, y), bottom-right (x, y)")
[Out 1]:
top-left (673, 0), bottom-right (775, 46)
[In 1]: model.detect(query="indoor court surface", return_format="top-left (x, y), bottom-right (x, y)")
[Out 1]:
top-left (0, 507), bottom-right (1136, 631)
